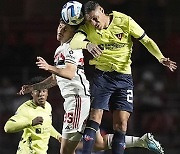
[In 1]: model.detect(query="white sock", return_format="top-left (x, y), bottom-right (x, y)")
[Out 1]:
top-left (107, 134), bottom-right (147, 149)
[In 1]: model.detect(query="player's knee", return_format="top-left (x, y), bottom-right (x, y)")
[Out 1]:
top-left (113, 120), bottom-right (128, 132)
top-left (89, 108), bottom-right (103, 123)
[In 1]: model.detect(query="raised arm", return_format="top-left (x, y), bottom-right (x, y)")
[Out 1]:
top-left (70, 31), bottom-right (88, 49)
top-left (70, 32), bottom-right (102, 57)
top-left (36, 57), bottom-right (77, 80)
top-left (129, 17), bottom-right (177, 72)
top-left (18, 75), bottom-right (57, 95)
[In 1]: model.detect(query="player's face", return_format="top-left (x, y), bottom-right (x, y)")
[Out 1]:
top-left (57, 22), bottom-right (75, 43)
top-left (85, 6), bottom-right (107, 30)
top-left (31, 89), bottom-right (48, 108)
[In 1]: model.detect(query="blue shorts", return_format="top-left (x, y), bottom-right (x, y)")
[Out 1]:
top-left (90, 69), bottom-right (134, 113)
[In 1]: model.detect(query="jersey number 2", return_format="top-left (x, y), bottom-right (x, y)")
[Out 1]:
top-left (127, 90), bottom-right (133, 103)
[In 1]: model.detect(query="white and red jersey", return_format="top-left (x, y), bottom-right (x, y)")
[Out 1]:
top-left (54, 41), bottom-right (90, 97)
top-left (54, 41), bottom-right (91, 135)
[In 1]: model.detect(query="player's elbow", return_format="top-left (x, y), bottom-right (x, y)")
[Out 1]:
top-left (4, 123), bottom-right (13, 133)
top-left (140, 34), bottom-right (151, 44)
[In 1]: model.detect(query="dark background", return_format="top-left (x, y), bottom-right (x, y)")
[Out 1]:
top-left (0, 0), bottom-right (180, 153)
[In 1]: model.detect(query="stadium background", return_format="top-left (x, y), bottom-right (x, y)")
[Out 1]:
top-left (0, 0), bottom-right (179, 153)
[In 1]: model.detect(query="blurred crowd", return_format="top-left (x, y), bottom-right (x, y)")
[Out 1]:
top-left (0, 0), bottom-right (180, 153)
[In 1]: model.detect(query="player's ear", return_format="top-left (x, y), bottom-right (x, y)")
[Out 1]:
top-left (100, 6), bottom-right (104, 13)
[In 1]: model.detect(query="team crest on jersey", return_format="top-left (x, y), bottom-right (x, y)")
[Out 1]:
top-left (115, 33), bottom-right (123, 40)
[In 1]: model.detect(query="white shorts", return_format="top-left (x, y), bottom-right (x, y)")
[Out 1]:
top-left (62, 132), bottom-right (83, 141)
top-left (62, 94), bottom-right (90, 140)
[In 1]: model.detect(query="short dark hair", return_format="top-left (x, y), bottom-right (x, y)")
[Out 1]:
top-left (83, 1), bottom-right (100, 15)
top-left (59, 18), bottom-right (65, 24)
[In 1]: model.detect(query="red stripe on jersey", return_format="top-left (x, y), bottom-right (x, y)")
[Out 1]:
top-left (76, 96), bottom-right (81, 128)
top-left (73, 95), bottom-right (82, 129)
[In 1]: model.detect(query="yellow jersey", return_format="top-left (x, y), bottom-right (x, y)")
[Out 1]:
top-left (4, 100), bottom-right (61, 154)
top-left (70, 11), bottom-right (164, 74)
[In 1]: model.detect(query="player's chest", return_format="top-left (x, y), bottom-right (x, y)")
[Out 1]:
top-left (88, 26), bottom-right (129, 45)
top-left (29, 107), bottom-right (52, 125)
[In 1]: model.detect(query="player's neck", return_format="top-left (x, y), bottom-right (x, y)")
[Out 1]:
top-left (61, 38), bottom-right (72, 45)
top-left (105, 15), bottom-right (111, 29)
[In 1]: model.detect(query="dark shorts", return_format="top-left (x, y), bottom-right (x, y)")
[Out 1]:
top-left (90, 69), bottom-right (134, 113)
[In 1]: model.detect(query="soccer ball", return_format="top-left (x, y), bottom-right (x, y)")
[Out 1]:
top-left (61, 1), bottom-right (84, 25)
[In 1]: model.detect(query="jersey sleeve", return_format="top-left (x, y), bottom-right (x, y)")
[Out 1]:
top-left (129, 17), bottom-right (145, 39)
top-left (65, 48), bottom-right (82, 65)
top-left (139, 35), bottom-right (165, 61)
top-left (70, 31), bottom-right (89, 50)
top-left (50, 125), bottom-right (61, 140)
top-left (4, 106), bottom-right (31, 133)
top-left (129, 17), bottom-right (164, 61)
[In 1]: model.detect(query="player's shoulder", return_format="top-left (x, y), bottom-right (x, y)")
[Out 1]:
top-left (111, 11), bottom-right (131, 28)
top-left (78, 21), bottom-right (93, 33)
top-left (112, 11), bottom-right (129, 18)
top-left (65, 42), bottom-right (83, 54)
top-left (54, 44), bottom-right (65, 55)
top-left (18, 100), bottom-right (31, 109)
top-left (16, 100), bottom-right (32, 114)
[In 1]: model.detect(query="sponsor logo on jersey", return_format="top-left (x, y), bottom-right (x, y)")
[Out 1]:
top-left (66, 54), bottom-right (75, 59)
top-left (99, 42), bottom-right (125, 50)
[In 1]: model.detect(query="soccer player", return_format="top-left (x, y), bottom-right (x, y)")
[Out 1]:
top-left (4, 76), bottom-right (61, 154)
top-left (19, 19), bottom-right (164, 154)
top-left (69, 1), bottom-right (177, 154)
top-left (19, 19), bottom-right (91, 154)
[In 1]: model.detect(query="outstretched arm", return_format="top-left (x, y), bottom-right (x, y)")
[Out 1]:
top-left (36, 56), bottom-right (77, 80)
top-left (129, 17), bottom-right (177, 72)
top-left (18, 75), bottom-right (57, 95)
top-left (70, 32), bottom-right (102, 57)
top-left (140, 35), bottom-right (177, 72)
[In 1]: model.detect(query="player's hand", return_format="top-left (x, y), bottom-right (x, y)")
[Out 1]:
top-left (160, 58), bottom-right (177, 72)
top-left (36, 56), bottom-right (50, 71)
top-left (86, 43), bottom-right (103, 57)
top-left (17, 85), bottom-right (33, 95)
top-left (32, 116), bottom-right (43, 126)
